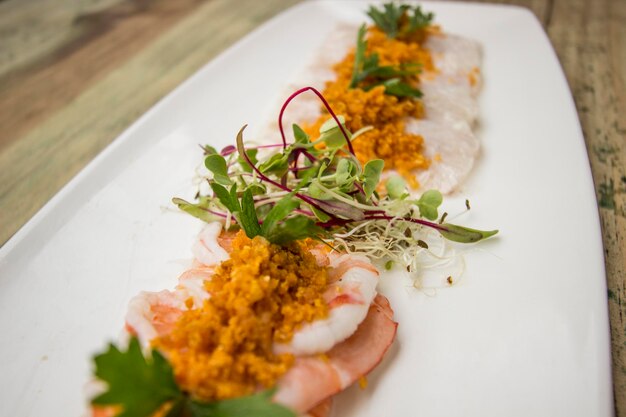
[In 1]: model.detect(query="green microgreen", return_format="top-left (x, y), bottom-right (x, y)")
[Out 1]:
top-left (91, 337), bottom-right (295, 417)
top-left (367, 2), bottom-right (434, 39)
top-left (349, 24), bottom-right (422, 99)
top-left (175, 86), bottom-right (497, 258)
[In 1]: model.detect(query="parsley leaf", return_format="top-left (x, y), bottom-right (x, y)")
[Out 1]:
top-left (92, 337), bottom-right (181, 417)
top-left (367, 3), bottom-right (408, 39)
top-left (189, 389), bottom-right (294, 417)
top-left (91, 339), bottom-right (297, 417)
top-left (367, 3), bottom-right (434, 39)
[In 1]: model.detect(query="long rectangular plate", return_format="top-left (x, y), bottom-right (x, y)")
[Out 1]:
top-left (0, 2), bottom-right (612, 416)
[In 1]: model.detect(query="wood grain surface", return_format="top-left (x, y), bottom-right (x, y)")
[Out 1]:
top-left (1, 0), bottom-right (624, 414)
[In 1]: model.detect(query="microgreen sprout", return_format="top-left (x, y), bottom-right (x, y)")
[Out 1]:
top-left (174, 86), bottom-right (497, 271)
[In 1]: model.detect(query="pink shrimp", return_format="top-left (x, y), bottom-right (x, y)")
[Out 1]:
top-left (124, 225), bottom-right (396, 416)
top-left (273, 294), bottom-right (397, 413)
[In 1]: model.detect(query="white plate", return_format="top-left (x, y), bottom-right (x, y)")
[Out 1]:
top-left (0, 2), bottom-right (612, 416)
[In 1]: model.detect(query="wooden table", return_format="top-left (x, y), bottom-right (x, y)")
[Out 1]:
top-left (1, 0), bottom-right (624, 413)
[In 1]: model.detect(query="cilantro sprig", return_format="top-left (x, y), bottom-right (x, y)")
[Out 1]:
top-left (174, 86), bottom-right (497, 258)
top-left (91, 337), bottom-right (295, 417)
top-left (349, 24), bottom-right (422, 99)
top-left (367, 2), bottom-right (434, 39)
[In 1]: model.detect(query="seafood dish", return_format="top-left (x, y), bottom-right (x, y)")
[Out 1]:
top-left (87, 3), bottom-right (497, 417)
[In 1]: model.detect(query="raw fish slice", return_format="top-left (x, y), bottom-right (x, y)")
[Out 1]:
top-left (420, 78), bottom-right (479, 125)
top-left (424, 32), bottom-right (483, 95)
top-left (405, 118), bottom-right (480, 193)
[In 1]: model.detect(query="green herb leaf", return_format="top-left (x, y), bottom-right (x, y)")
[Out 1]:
top-left (406, 6), bottom-right (435, 33)
top-left (259, 152), bottom-right (289, 177)
top-left (261, 195), bottom-right (300, 238)
top-left (362, 159), bottom-right (384, 199)
top-left (238, 189), bottom-right (262, 239)
top-left (318, 116), bottom-right (352, 150)
top-left (238, 149), bottom-right (259, 173)
top-left (335, 158), bottom-right (357, 187)
top-left (210, 183), bottom-right (239, 214)
top-left (385, 175), bottom-right (408, 199)
top-left (91, 339), bottom-right (296, 417)
top-left (202, 145), bottom-right (218, 155)
top-left (189, 389), bottom-right (295, 417)
top-left (91, 337), bottom-right (181, 417)
top-left (350, 24), bottom-right (368, 88)
top-left (264, 215), bottom-right (324, 245)
top-left (367, 3), bottom-right (408, 39)
top-left (416, 189), bottom-right (443, 220)
top-left (311, 206), bottom-right (331, 222)
top-left (205, 154), bottom-right (232, 186)
top-left (172, 198), bottom-right (222, 223)
top-left (439, 223), bottom-right (498, 243)
top-left (367, 3), bottom-right (434, 39)
top-left (292, 124), bottom-right (310, 144)
top-left (349, 22), bottom-right (422, 99)
top-left (365, 78), bottom-right (422, 98)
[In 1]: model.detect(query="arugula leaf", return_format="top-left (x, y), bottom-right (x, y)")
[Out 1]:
top-left (416, 189), bottom-right (443, 220)
top-left (362, 159), bottom-right (384, 199)
top-left (439, 223), bottom-right (499, 243)
top-left (189, 389), bottom-right (294, 417)
top-left (92, 337), bottom-right (181, 417)
top-left (205, 154), bottom-right (232, 186)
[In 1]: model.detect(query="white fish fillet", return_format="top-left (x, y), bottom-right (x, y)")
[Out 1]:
top-left (264, 24), bottom-right (483, 195)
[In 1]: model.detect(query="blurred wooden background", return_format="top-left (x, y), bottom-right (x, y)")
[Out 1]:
top-left (0, 0), bottom-right (624, 414)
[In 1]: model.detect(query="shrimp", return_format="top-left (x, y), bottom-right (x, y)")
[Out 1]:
top-left (274, 253), bottom-right (380, 356)
top-left (192, 221), bottom-right (230, 266)
top-left (130, 224), bottom-right (383, 354)
top-left (274, 294), bottom-right (397, 413)
top-left (124, 225), bottom-right (396, 416)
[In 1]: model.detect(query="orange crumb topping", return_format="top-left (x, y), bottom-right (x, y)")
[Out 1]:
top-left (154, 232), bottom-right (329, 401)
top-left (468, 66), bottom-right (480, 87)
top-left (306, 26), bottom-right (435, 187)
